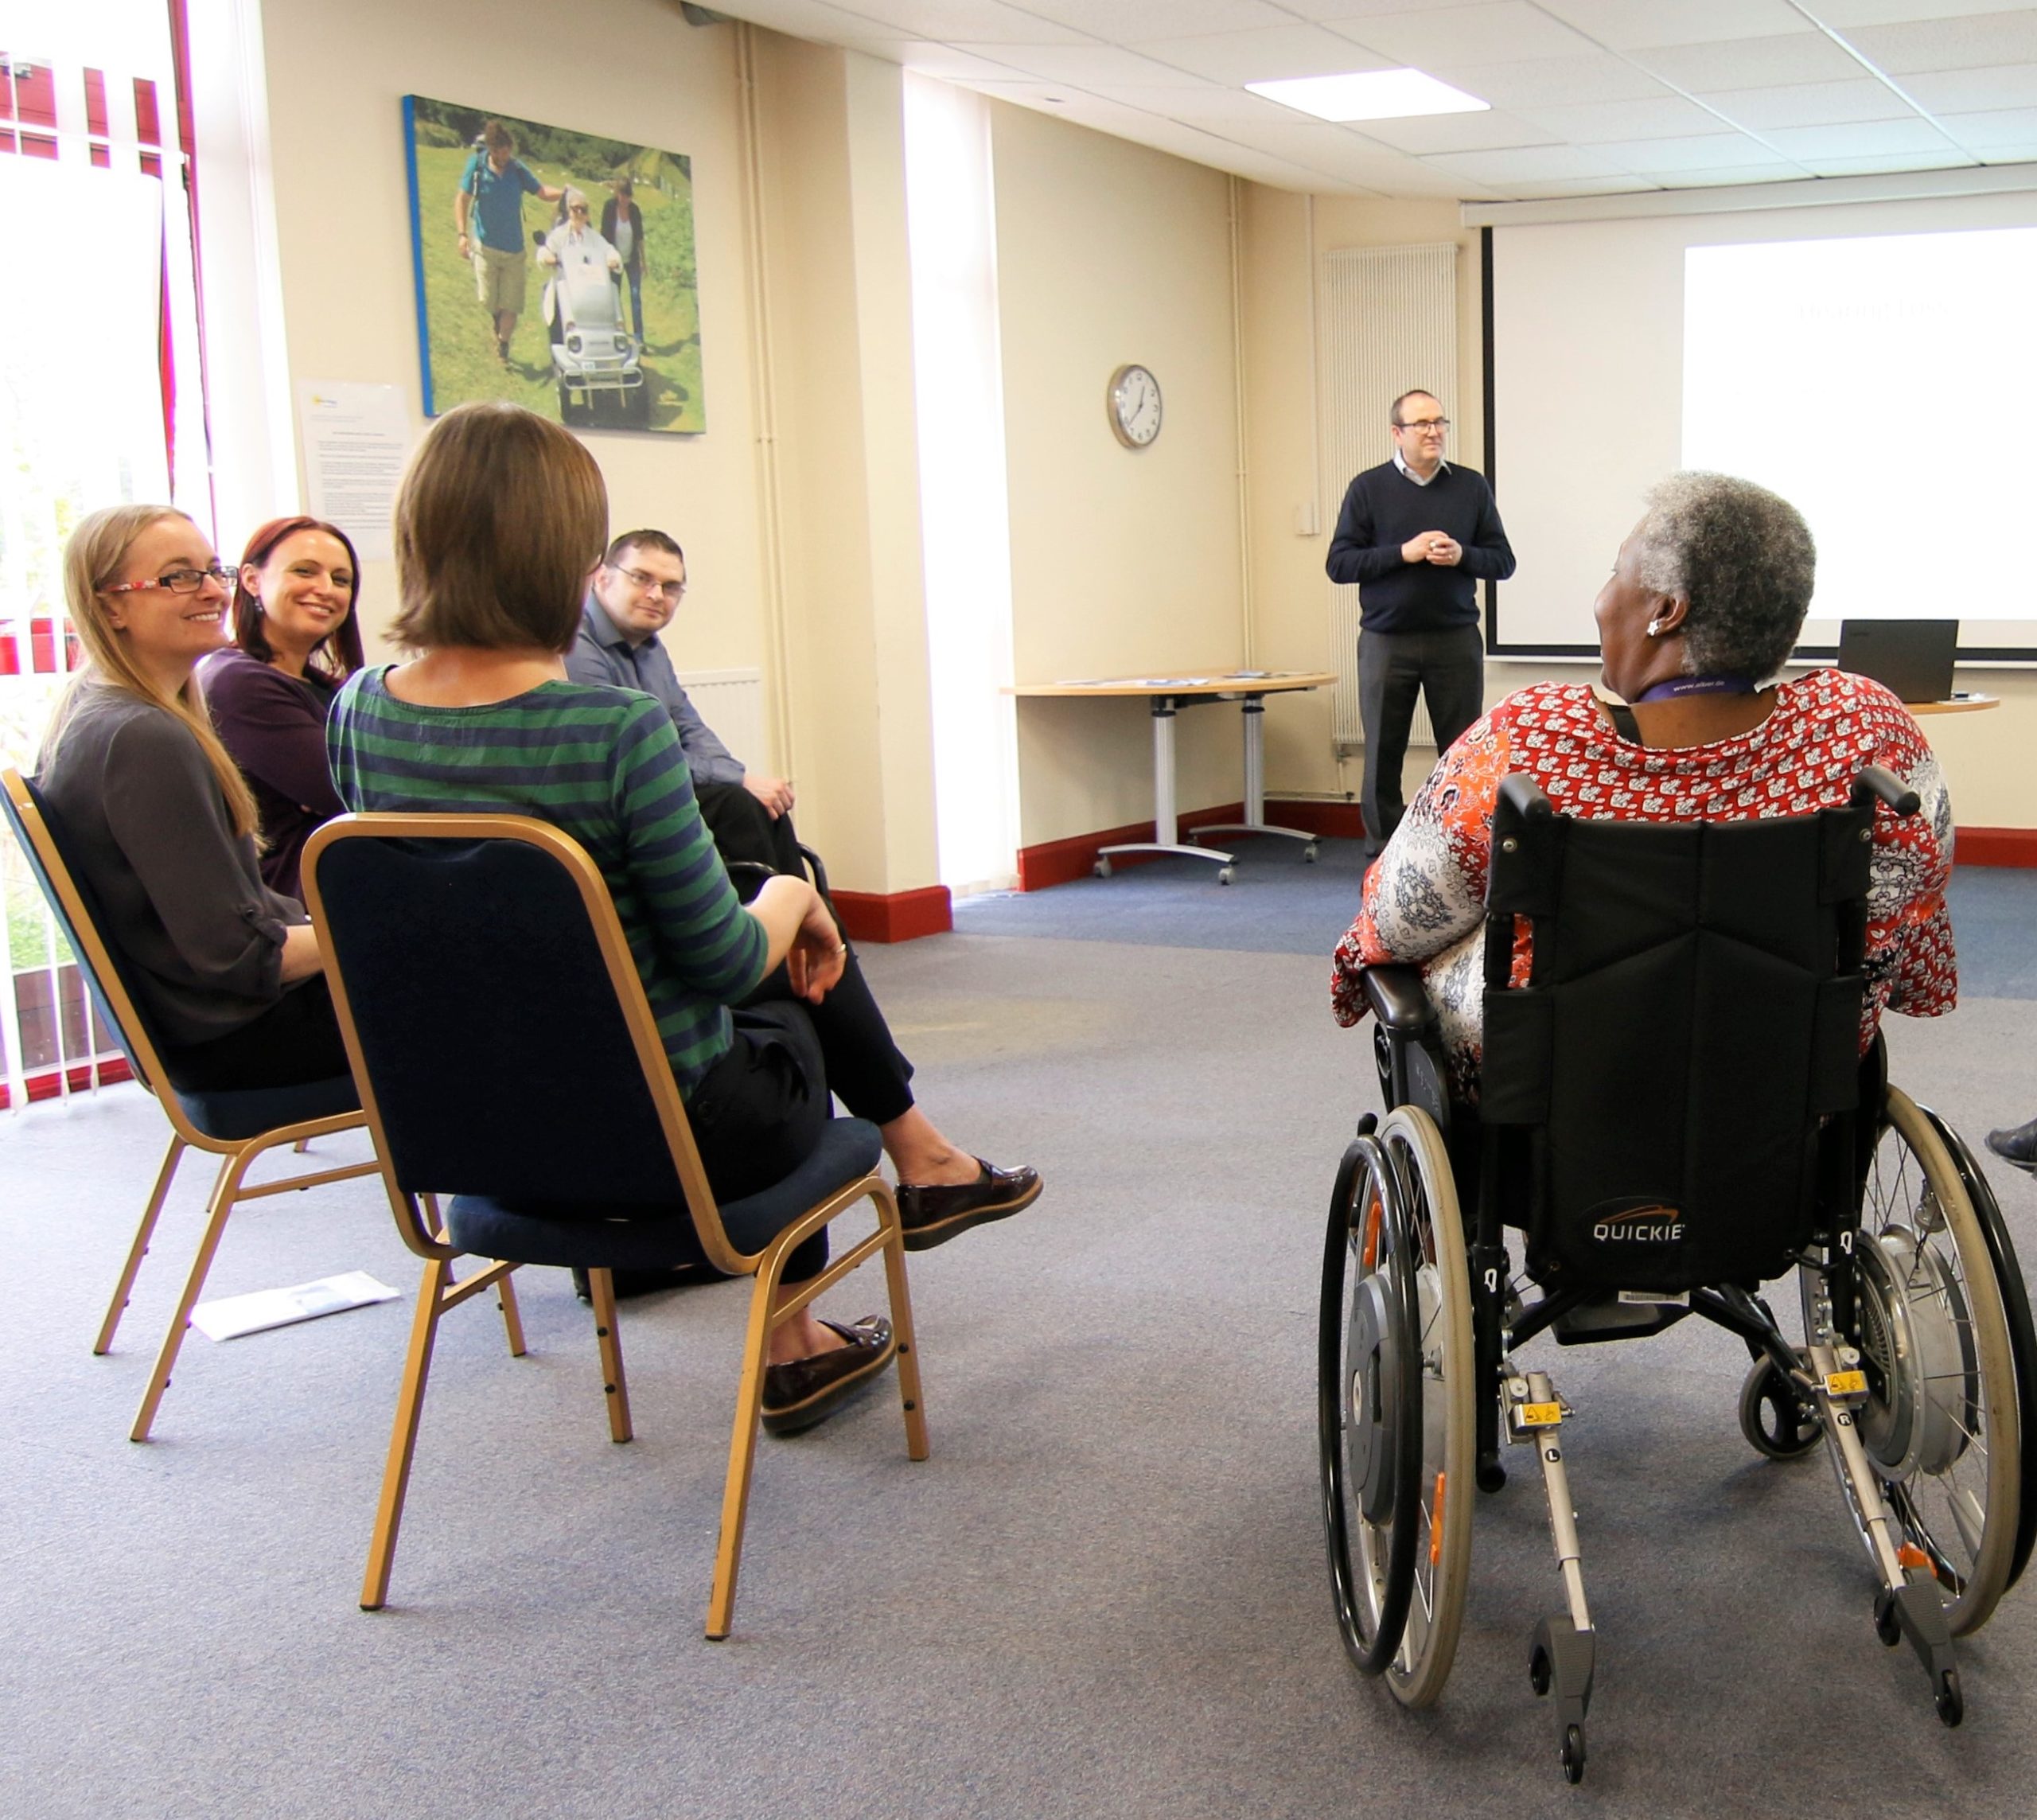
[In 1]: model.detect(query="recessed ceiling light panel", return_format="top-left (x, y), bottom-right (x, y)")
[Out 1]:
top-left (1247, 68), bottom-right (1490, 123)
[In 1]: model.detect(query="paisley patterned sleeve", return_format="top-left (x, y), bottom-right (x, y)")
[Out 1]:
top-left (1855, 684), bottom-right (1957, 1021)
top-left (1330, 705), bottom-right (1512, 1027)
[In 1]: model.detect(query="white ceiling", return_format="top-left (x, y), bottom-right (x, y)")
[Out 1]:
top-left (692, 0), bottom-right (2037, 201)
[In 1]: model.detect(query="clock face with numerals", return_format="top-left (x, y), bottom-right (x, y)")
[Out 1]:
top-left (1108, 364), bottom-right (1163, 448)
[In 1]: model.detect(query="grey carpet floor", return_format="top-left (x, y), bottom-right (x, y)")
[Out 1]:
top-left (5, 928), bottom-right (2037, 1818)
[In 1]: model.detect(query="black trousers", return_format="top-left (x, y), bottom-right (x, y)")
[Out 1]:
top-left (695, 779), bottom-right (804, 879)
top-left (1357, 624), bottom-right (1486, 854)
top-left (161, 977), bottom-right (350, 1093)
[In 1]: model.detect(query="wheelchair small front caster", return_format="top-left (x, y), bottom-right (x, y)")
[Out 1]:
top-left (1935, 1667), bottom-right (1964, 1727)
top-left (1093, 857), bottom-right (1112, 879)
top-left (1529, 1645), bottom-right (1552, 1697)
top-left (1874, 1590), bottom-right (1903, 1648)
top-left (1738, 1357), bottom-right (1821, 1460)
top-left (1560, 1723), bottom-right (1587, 1783)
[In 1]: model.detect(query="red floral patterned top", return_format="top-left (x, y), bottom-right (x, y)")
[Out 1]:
top-left (1331, 671), bottom-right (1957, 1101)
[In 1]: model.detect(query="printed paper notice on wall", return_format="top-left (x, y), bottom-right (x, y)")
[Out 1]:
top-left (297, 381), bottom-right (412, 560)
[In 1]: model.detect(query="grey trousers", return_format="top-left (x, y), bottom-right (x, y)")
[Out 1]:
top-left (1357, 623), bottom-right (1486, 852)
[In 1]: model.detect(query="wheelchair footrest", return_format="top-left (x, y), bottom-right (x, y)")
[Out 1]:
top-left (1529, 1615), bottom-right (1595, 1782)
top-left (1877, 1582), bottom-right (1964, 1727)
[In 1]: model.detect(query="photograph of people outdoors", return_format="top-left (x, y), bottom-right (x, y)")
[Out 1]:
top-left (401, 95), bottom-right (705, 434)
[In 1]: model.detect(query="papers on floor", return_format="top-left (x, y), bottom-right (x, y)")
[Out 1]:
top-left (190, 1270), bottom-right (402, 1343)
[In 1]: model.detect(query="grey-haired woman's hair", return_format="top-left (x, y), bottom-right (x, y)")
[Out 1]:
top-left (1629, 471), bottom-right (1816, 684)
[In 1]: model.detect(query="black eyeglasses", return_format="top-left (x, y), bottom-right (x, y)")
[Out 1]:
top-left (1397, 417), bottom-right (1450, 434)
top-left (102, 562), bottom-right (235, 597)
top-left (617, 567), bottom-right (686, 600)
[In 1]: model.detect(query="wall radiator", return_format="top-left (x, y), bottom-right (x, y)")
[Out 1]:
top-left (1319, 242), bottom-right (1459, 755)
top-left (680, 668), bottom-right (769, 773)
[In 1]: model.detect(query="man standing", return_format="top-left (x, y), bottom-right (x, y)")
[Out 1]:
top-left (453, 120), bottom-right (563, 368)
top-left (566, 529), bottom-right (803, 881)
top-left (1326, 389), bottom-right (1515, 856)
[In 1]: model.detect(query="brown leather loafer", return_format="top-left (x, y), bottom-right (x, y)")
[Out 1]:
top-left (895, 1159), bottom-right (1042, 1253)
top-left (760, 1316), bottom-right (897, 1436)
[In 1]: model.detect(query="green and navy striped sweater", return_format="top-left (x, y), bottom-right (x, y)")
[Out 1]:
top-left (325, 668), bottom-right (769, 1093)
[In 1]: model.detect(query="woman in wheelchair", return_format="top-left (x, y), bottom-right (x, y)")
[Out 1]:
top-left (324, 402), bottom-right (1040, 1435)
top-left (1333, 470), bottom-right (1954, 1103)
top-left (1318, 473), bottom-right (2031, 1775)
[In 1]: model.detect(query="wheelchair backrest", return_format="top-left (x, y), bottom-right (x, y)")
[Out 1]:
top-left (1478, 774), bottom-right (1882, 1294)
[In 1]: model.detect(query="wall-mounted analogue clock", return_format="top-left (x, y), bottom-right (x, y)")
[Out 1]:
top-left (1108, 363), bottom-right (1163, 449)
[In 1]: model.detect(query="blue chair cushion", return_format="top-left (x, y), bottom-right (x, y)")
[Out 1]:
top-left (173, 1072), bottom-right (361, 1144)
top-left (445, 1117), bottom-right (884, 1270)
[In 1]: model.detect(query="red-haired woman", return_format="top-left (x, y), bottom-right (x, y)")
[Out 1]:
top-left (198, 516), bottom-right (367, 898)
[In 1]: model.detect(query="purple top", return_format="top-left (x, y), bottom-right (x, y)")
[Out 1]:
top-left (197, 647), bottom-right (345, 899)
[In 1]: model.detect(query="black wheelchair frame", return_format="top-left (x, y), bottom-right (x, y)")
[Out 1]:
top-left (1319, 770), bottom-right (2037, 1782)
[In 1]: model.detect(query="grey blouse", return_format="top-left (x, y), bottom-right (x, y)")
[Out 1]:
top-left (37, 680), bottom-right (303, 1050)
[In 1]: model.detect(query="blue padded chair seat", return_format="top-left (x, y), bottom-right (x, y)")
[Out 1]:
top-left (172, 1072), bottom-right (360, 1144)
top-left (445, 1117), bottom-right (884, 1270)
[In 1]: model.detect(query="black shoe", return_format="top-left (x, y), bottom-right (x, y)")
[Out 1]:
top-left (571, 1262), bottom-right (730, 1302)
top-left (1987, 1118), bottom-right (2037, 1175)
top-left (760, 1316), bottom-right (896, 1436)
top-left (894, 1159), bottom-right (1042, 1253)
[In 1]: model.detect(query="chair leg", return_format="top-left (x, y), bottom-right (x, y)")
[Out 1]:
top-left (875, 1187), bottom-right (931, 1463)
top-left (361, 1254), bottom-right (454, 1611)
top-left (497, 1271), bottom-right (528, 1358)
top-left (706, 1262), bottom-right (781, 1641)
top-left (95, 1134), bottom-right (185, 1356)
top-left (585, 1269), bottom-right (633, 1443)
top-left (130, 1147), bottom-right (254, 1442)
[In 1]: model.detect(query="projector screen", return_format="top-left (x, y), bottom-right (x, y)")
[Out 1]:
top-left (1490, 191), bottom-right (2037, 659)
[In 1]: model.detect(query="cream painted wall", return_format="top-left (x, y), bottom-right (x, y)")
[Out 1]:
top-left (991, 103), bottom-right (1246, 848)
top-left (1240, 189), bottom-right (1487, 811)
top-left (251, 0), bottom-right (769, 696)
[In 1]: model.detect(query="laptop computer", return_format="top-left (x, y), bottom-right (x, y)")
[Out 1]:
top-left (1836, 619), bottom-right (1958, 705)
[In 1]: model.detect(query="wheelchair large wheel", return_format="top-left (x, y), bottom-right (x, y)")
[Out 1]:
top-left (1377, 1108), bottom-right (1477, 1705)
top-left (1805, 1086), bottom-right (2023, 1636)
top-left (1320, 1131), bottom-right (1421, 1676)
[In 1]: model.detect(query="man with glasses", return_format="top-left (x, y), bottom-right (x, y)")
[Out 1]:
top-left (567, 529), bottom-right (802, 879)
top-left (1327, 389), bottom-right (1515, 859)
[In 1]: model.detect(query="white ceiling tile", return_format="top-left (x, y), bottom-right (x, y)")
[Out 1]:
top-left (1513, 93), bottom-right (1728, 141)
top-left (1837, 12), bottom-right (2037, 75)
top-left (1626, 32), bottom-right (1864, 90)
top-left (1318, 2), bottom-right (1600, 64)
top-left (1698, 78), bottom-right (1918, 130)
top-left (710, 0), bottom-right (929, 45)
top-left (1490, 173), bottom-right (1665, 197)
top-left (1812, 0), bottom-right (2036, 22)
top-left (1011, 0), bottom-right (1291, 34)
top-left (1125, 24), bottom-right (1396, 83)
top-left (1226, 117), bottom-right (1476, 189)
top-left (1654, 162), bottom-right (1805, 185)
top-left (1759, 115), bottom-right (1962, 155)
top-left (1797, 149), bottom-right (1976, 174)
top-left (829, 0), bottom-right (1096, 41)
top-left (1593, 131), bottom-right (1789, 170)
top-left (1935, 104), bottom-right (2037, 144)
top-left (957, 44), bottom-right (1217, 84)
top-left (1419, 53), bottom-right (1670, 107)
top-left (1082, 83), bottom-right (1303, 124)
top-left (1281, 0), bottom-right (1497, 16)
top-left (1532, 0), bottom-right (1817, 49)
top-left (1420, 142), bottom-right (1633, 180)
top-left (855, 41), bottom-right (1035, 79)
top-left (1973, 146), bottom-right (2037, 163)
top-left (1351, 107), bottom-right (1561, 153)
top-left (1902, 62), bottom-right (2037, 110)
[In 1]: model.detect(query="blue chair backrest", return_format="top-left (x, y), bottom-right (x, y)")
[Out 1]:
top-left (2, 774), bottom-right (158, 1090)
top-left (309, 830), bottom-right (693, 1210)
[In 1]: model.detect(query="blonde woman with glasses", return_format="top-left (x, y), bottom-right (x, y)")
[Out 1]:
top-left (37, 506), bottom-right (350, 1091)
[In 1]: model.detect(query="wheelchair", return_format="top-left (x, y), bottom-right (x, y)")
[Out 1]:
top-left (1318, 770), bottom-right (2037, 1783)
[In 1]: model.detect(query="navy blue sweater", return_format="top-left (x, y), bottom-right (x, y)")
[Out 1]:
top-left (1325, 460), bottom-right (1515, 633)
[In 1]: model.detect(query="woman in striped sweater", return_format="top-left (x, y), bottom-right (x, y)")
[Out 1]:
top-left (327, 402), bottom-right (1038, 1435)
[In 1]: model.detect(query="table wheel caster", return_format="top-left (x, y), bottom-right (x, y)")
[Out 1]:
top-left (1303, 843), bottom-right (1318, 863)
top-left (1093, 857), bottom-right (1112, 879)
top-left (1217, 866), bottom-right (1235, 886)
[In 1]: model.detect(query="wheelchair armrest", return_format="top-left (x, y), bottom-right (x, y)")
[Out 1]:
top-left (1852, 766), bottom-right (1920, 819)
top-left (1361, 964), bottom-right (1439, 1035)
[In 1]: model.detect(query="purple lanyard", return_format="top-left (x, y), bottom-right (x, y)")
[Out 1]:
top-left (1636, 676), bottom-right (1755, 703)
